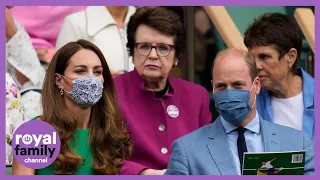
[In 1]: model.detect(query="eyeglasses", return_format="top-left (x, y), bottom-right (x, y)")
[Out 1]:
top-left (135, 43), bottom-right (175, 57)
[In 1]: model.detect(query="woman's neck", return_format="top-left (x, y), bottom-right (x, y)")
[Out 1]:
top-left (66, 100), bottom-right (91, 129)
top-left (144, 77), bottom-right (168, 92)
top-left (106, 6), bottom-right (128, 29)
top-left (270, 73), bottom-right (303, 99)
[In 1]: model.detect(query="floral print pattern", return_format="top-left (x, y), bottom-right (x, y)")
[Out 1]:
top-left (6, 22), bottom-right (44, 121)
top-left (6, 73), bottom-right (26, 165)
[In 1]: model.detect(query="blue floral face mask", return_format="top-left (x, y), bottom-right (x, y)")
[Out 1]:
top-left (213, 79), bottom-right (256, 124)
top-left (62, 75), bottom-right (104, 108)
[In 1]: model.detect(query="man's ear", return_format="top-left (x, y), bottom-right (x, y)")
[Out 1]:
top-left (254, 77), bottom-right (261, 94)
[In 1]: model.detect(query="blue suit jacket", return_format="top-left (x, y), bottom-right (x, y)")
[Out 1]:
top-left (165, 117), bottom-right (314, 175)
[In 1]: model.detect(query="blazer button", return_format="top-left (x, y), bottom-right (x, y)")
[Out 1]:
top-left (159, 124), bottom-right (166, 131)
top-left (161, 148), bottom-right (168, 154)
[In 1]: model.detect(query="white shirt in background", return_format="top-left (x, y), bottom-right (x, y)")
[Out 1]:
top-left (56, 6), bottom-right (136, 72)
top-left (271, 92), bottom-right (303, 131)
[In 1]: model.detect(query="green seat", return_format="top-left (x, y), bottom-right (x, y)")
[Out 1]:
top-left (211, 6), bottom-right (287, 51)
top-left (226, 6), bottom-right (287, 35)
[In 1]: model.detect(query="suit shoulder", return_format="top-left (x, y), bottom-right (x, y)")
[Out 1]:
top-left (175, 123), bottom-right (212, 145)
top-left (262, 120), bottom-right (305, 137)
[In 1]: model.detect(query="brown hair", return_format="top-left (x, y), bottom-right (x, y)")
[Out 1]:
top-left (41, 39), bottom-right (132, 175)
top-left (126, 6), bottom-right (186, 58)
top-left (244, 13), bottom-right (303, 73)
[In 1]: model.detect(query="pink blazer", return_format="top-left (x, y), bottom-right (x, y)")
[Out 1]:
top-left (114, 70), bottom-right (212, 174)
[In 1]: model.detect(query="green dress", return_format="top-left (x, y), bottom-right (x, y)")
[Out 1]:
top-left (35, 128), bottom-right (94, 175)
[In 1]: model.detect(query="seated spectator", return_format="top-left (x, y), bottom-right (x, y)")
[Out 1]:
top-left (56, 6), bottom-right (136, 76)
top-left (10, 6), bottom-right (86, 63)
top-left (12, 40), bottom-right (132, 175)
top-left (244, 13), bottom-right (314, 141)
top-left (6, 7), bottom-right (44, 120)
top-left (6, 73), bottom-right (26, 165)
top-left (114, 6), bottom-right (212, 175)
top-left (165, 48), bottom-right (314, 175)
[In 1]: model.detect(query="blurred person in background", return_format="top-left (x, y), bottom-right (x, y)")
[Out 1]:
top-left (11, 6), bottom-right (86, 64)
top-left (56, 6), bottom-right (136, 77)
top-left (6, 73), bottom-right (26, 166)
top-left (6, 6), bottom-right (45, 120)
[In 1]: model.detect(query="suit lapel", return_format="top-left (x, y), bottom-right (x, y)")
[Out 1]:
top-left (260, 118), bottom-right (282, 152)
top-left (206, 118), bottom-right (238, 175)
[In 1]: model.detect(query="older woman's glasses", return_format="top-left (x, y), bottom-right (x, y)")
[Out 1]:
top-left (135, 43), bottom-right (175, 57)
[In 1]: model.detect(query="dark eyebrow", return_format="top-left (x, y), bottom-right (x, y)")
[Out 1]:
top-left (215, 82), bottom-right (226, 87)
top-left (257, 53), bottom-right (272, 58)
top-left (231, 81), bottom-right (246, 86)
top-left (74, 65), bottom-right (87, 68)
top-left (73, 65), bottom-right (102, 69)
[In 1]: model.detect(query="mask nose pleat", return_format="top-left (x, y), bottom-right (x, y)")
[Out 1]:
top-left (65, 76), bottom-right (104, 108)
top-left (213, 89), bottom-right (252, 124)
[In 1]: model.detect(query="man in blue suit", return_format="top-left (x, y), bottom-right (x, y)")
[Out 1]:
top-left (165, 48), bottom-right (314, 175)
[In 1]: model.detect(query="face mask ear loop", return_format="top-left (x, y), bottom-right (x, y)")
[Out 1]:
top-left (61, 75), bottom-right (72, 82)
top-left (251, 95), bottom-right (256, 109)
top-left (60, 75), bottom-right (72, 94)
top-left (250, 77), bottom-right (257, 109)
top-left (250, 77), bottom-right (257, 92)
top-left (64, 89), bottom-right (71, 94)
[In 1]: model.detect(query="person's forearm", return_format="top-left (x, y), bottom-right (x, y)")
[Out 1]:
top-left (6, 25), bottom-right (17, 40)
top-left (6, 23), bottom-right (46, 88)
top-left (16, 70), bottom-right (29, 86)
top-left (6, 7), bottom-right (17, 41)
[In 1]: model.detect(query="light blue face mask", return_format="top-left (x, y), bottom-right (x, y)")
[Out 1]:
top-left (213, 80), bottom-right (256, 124)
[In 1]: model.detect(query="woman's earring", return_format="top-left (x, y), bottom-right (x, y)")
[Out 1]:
top-left (59, 88), bottom-right (64, 96)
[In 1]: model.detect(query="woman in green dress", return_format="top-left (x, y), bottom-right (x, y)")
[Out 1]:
top-left (12, 39), bottom-right (133, 175)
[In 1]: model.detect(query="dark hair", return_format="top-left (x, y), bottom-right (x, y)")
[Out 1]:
top-left (244, 13), bottom-right (303, 72)
top-left (127, 6), bottom-right (185, 58)
top-left (161, 6), bottom-right (185, 23)
top-left (212, 49), bottom-right (257, 82)
top-left (41, 39), bottom-right (132, 175)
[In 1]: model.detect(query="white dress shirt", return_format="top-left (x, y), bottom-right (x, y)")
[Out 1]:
top-left (220, 111), bottom-right (265, 175)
